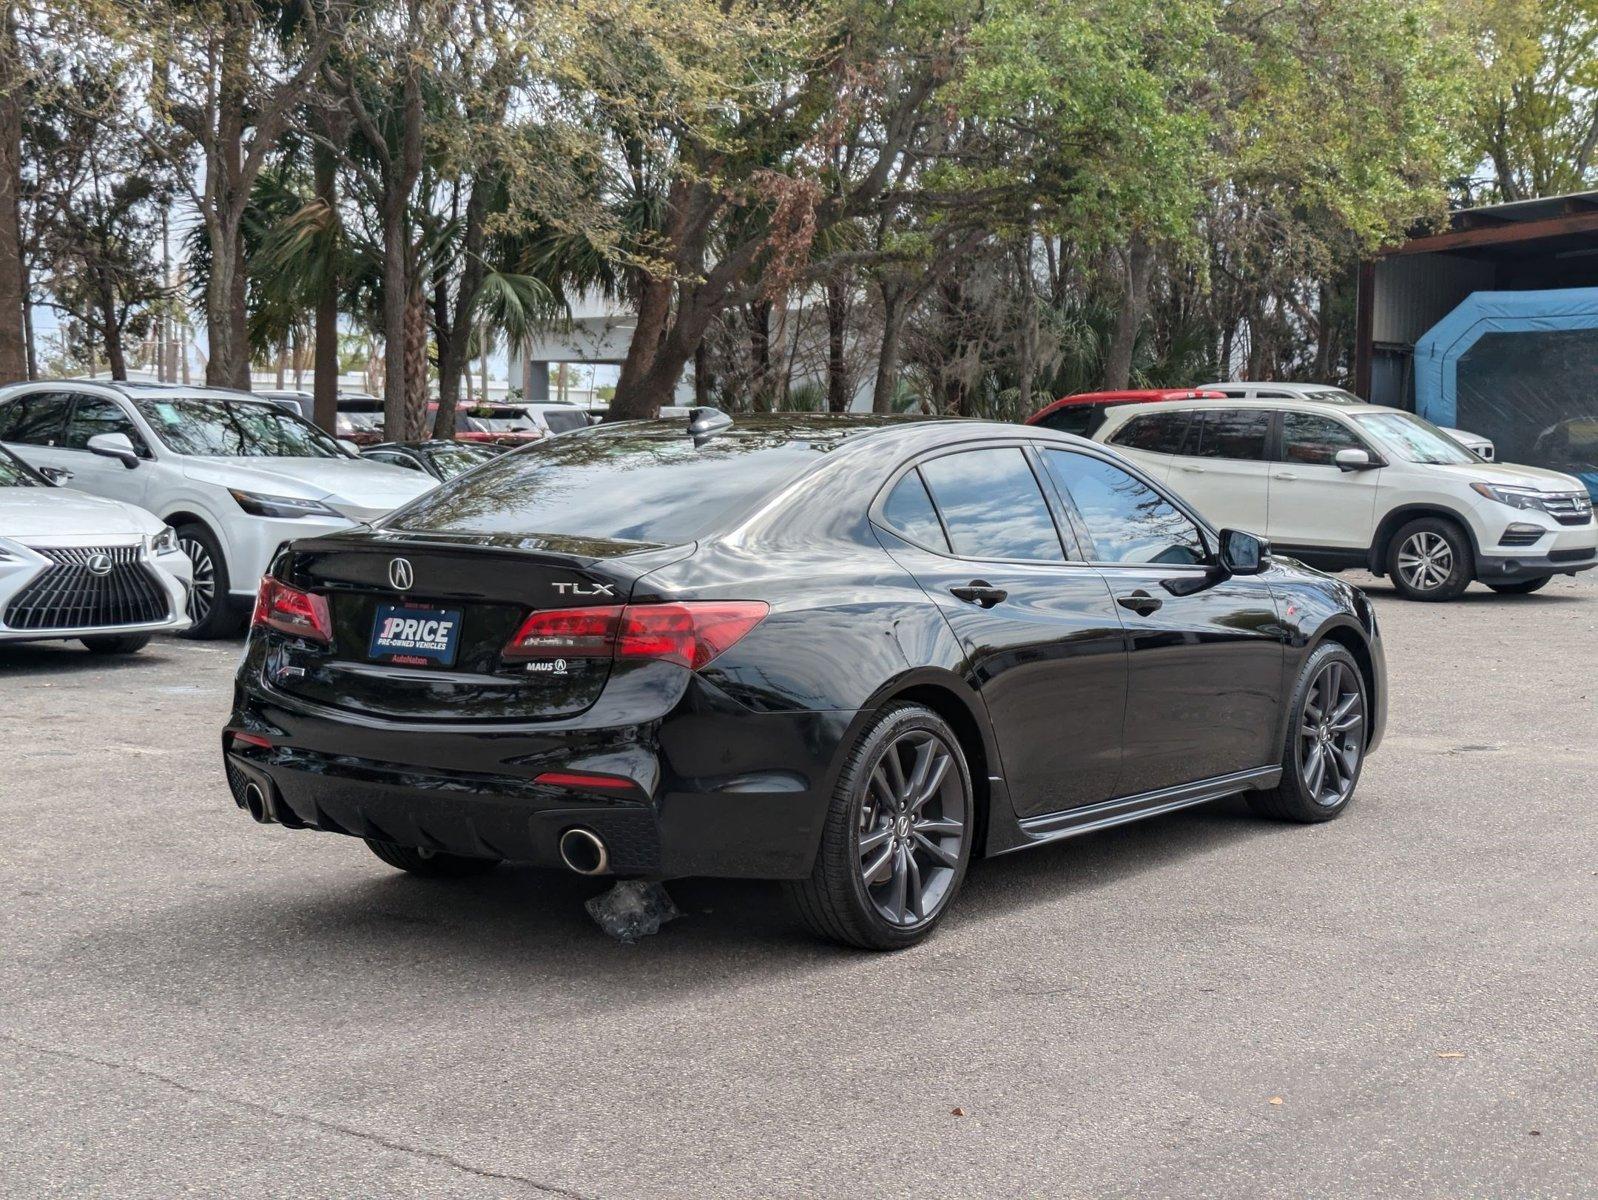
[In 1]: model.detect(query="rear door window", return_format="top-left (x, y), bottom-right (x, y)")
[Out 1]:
top-left (1109, 411), bottom-right (1191, 455)
top-left (0, 392), bottom-right (72, 446)
top-left (917, 447), bottom-right (1064, 562)
top-left (1190, 409), bottom-right (1270, 460)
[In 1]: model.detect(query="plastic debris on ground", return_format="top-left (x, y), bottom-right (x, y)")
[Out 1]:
top-left (585, 880), bottom-right (680, 943)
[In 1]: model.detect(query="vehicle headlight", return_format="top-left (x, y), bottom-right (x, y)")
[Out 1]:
top-left (148, 526), bottom-right (180, 554)
top-left (228, 489), bottom-right (342, 519)
top-left (1470, 482), bottom-right (1548, 512)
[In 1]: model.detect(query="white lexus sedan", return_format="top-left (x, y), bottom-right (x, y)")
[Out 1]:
top-left (0, 444), bottom-right (192, 653)
top-left (0, 382), bottom-right (436, 636)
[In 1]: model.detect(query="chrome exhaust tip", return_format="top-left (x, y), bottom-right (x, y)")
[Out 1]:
top-left (558, 827), bottom-right (610, 876)
top-left (241, 781), bottom-right (275, 824)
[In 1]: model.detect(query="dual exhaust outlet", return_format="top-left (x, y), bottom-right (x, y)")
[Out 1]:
top-left (243, 779), bottom-right (610, 877)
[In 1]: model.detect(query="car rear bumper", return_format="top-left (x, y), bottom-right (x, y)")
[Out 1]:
top-left (223, 683), bottom-right (852, 880)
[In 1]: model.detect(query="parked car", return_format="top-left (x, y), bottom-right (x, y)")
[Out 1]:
top-left (1028, 389), bottom-right (1228, 438)
top-left (1200, 381), bottom-right (1496, 460)
top-left (0, 443), bottom-right (192, 652)
top-left (1095, 396), bottom-right (1595, 599)
top-left (335, 397), bottom-right (388, 446)
top-left (223, 411), bottom-right (1386, 949)
top-left (255, 389), bottom-right (315, 420)
top-left (513, 401), bottom-right (600, 437)
top-left (0, 382), bottom-right (437, 637)
top-left (457, 403), bottom-right (546, 446)
top-left (361, 439), bottom-right (507, 481)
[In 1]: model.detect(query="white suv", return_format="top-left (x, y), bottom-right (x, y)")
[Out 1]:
top-left (0, 382), bottom-right (436, 636)
top-left (1096, 397), bottom-right (1596, 599)
top-left (1202, 381), bottom-right (1495, 460)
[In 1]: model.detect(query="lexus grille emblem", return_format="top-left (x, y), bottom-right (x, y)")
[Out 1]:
top-left (388, 557), bottom-right (414, 591)
top-left (85, 553), bottom-right (114, 577)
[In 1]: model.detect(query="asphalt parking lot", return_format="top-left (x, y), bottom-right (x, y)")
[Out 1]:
top-left (2, 572), bottom-right (1595, 1199)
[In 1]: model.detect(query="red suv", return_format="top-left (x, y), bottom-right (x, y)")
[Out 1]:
top-left (1026, 389), bottom-right (1228, 438)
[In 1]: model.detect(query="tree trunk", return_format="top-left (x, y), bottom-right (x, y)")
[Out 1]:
top-left (825, 278), bottom-right (849, 413)
top-left (872, 286), bottom-right (905, 415)
top-left (434, 176), bottom-right (490, 439)
top-left (100, 296), bottom-right (127, 381)
top-left (403, 285), bottom-right (428, 439)
top-left (205, 217), bottom-right (251, 389)
top-left (311, 131), bottom-right (341, 433)
top-left (749, 299), bottom-right (772, 412)
top-left (380, 200), bottom-right (410, 436)
top-left (0, 2), bottom-right (29, 383)
top-left (1104, 234), bottom-right (1153, 390)
top-left (1313, 279), bottom-right (1334, 379)
top-left (609, 276), bottom-right (674, 419)
top-left (1014, 230), bottom-right (1037, 416)
top-left (693, 338), bottom-right (710, 405)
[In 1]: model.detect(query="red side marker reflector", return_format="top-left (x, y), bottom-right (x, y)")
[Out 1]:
top-left (534, 770), bottom-right (639, 795)
top-left (231, 731), bottom-right (274, 750)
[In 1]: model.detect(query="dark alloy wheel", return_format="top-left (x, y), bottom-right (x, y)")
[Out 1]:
top-left (789, 704), bottom-right (974, 950)
top-left (364, 839), bottom-right (501, 878)
top-left (1488, 576), bottom-right (1552, 595)
top-left (1387, 516), bottom-right (1471, 601)
top-left (175, 523), bottom-right (243, 639)
top-left (1248, 642), bottom-right (1368, 822)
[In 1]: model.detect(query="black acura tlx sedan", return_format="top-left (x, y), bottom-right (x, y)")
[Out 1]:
top-left (223, 411), bottom-right (1386, 949)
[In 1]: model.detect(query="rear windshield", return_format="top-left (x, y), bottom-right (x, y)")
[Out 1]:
top-left (385, 428), bottom-right (833, 547)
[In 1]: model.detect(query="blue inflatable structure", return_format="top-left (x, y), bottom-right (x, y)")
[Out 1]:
top-left (1414, 287), bottom-right (1598, 498)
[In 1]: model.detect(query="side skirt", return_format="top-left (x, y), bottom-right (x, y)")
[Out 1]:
top-left (1002, 766), bottom-right (1282, 853)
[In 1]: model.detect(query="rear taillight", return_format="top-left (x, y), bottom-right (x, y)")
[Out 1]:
top-left (252, 576), bottom-right (333, 643)
top-left (503, 601), bottom-right (768, 670)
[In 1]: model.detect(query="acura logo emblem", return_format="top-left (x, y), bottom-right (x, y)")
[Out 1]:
top-left (85, 553), bottom-right (114, 577)
top-left (388, 558), bottom-right (414, 591)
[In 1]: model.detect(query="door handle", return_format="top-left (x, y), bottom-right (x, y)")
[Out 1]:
top-left (949, 581), bottom-right (1008, 608)
top-left (1272, 471), bottom-right (1298, 481)
top-left (1177, 465), bottom-right (1206, 473)
top-left (1117, 590), bottom-right (1162, 616)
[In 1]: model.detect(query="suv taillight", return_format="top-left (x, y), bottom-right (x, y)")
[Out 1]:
top-left (252, 576), bottom-right (333, 643)
top-left (503, 602), bottom-right (768, 669)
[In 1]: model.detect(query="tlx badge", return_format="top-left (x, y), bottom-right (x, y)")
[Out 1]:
top-left (553, 581), bottom-right (614, 596)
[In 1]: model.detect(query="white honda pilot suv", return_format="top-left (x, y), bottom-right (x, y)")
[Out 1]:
top-left (1096, 397), bottom-right (1596, 600)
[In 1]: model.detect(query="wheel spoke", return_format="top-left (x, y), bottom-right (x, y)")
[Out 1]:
top-left (915, 816), bottom-right (962, 837)
top-left (913, 831), bottom-right (959, 869)
top-left (887, 845), bottom-right (909, 922)
top-left (1330, 694), bottom-right (1363, 732)
top-left (859, 825), bottom-right (893, 856)
top-left (883, 744), bottom-right (909, 804)
top-left (909, 751), bottom-right (952, 815)
top-left (904, 851), bottom-right (925, 921)
top-left (904, 736), bottom-right (936, 800)
top-left (1304, 744), bottom-right (1326, 794)
top-left (862, 842), bottom-right (895, 886)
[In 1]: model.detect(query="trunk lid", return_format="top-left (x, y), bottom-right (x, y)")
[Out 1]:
top-left (267, 531), bottom-right (690, 722)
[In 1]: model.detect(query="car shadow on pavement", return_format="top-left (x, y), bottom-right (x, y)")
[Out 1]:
top-left (0, 639), bottom-right (195, 675)
top-left (1358, 581), bottom-right (1588, 604)
top-left (62, 794), bottom-right (1286, 1016)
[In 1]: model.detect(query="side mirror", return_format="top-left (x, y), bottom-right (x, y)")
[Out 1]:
top-left (1334, 447), bottom-right (1377, 472)
top-left (38, 466), bottom-right (73, 486)
top-left (1219, 528), bottom-right (1269, 576)
top-left (87, 432), bottom-right (141, 469)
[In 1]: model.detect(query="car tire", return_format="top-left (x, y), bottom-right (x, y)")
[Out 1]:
top-left (363, 839), bottom-right (501, 878)
top-left (1386, 517), bottom-right (1472, 601)
top-left (1488, 576), bottom-right (1552, 595)
top-left (787, 703), bottom-right (974, 951)
top-left (79, 634), bottom-right (152, 655)
top-left (174, 522), bottom-right (244, 639)
top-left (1247, 642), bottom-right (1369, 823)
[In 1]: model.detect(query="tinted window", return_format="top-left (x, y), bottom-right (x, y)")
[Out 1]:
top-left (1034, 406), bottom-right (1097, 436)
top-left (0, 393), bottom-right (72, 445)
top-left (1110, 411), bottom-right (1191, 454)
top-left (134, 398), bottom-right (343, 458)
top-left (1281, 412), bottom-right (1364, 465)
top-left (541, 409), bottom-right (590, 434)
top-left (63, 397), bottom-right (139, 450)
top-left (1192, 409), bottom-right (1270, 460)
top-left (879, 469), bottom-right (949, 551)
top-left (427, 443), bottom-right (502, 479)
top-left (1043, 450), bottom-right (1205, 565)
top-left (367, 450), bottom-right (423, 471)
top-left (390, 427), bottom-right (841, 548)
top-left (918, 448), bottom-right (1063, 561)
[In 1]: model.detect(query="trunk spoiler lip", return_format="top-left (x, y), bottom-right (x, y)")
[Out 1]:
top-left (283, 529), bottom-right (697, 572)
